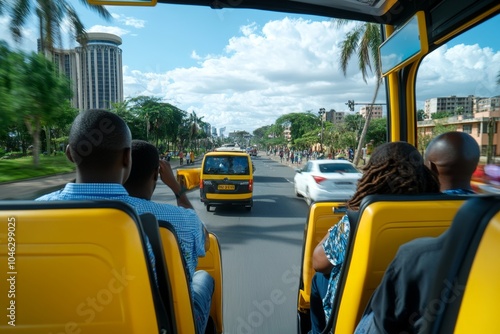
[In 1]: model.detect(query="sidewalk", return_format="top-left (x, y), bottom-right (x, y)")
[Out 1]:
top-left (0, 157), bottom-right (203, 201)
top-left (262, 150), bottom-right (305, 169)
top-left (0, 172), bottom-right (77, 200)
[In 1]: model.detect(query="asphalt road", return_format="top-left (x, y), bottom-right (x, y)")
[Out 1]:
top-left (152, 154), bottom-right (310, 334)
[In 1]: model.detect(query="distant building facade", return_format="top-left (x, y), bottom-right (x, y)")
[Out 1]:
top-left (49, 32), bottom-right (123, 111)
top-left (325, 109), bottom-right (345, 124)
top-left (424, 95), bottom-right (475, 115)
top-left (418, 96), bottom-right (500, 156)
top-left (359, 105), bottom-right (383, 119)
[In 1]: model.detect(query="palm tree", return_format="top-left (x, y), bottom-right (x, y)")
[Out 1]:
top-left (336, 20), bottom-right (383, 166)
top-left (188, 111), bottom-right (204, 151)
top-left (8, 0), bottom-right (111, 52)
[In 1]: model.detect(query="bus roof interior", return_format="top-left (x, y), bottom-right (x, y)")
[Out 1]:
top-left (154, 0), bottom-right (498, 43)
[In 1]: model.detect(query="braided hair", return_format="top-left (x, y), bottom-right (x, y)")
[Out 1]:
top-left (347, 142), bottom-right (440, 210)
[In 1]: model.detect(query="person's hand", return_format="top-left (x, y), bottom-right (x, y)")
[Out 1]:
top-left (159, 159), bottom-right (178, 189)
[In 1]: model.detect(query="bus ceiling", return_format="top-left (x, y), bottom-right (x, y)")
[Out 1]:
top-left (89, 0), bottom-right (498, 31)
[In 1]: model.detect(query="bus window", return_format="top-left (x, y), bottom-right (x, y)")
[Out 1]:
top-left (415, 15), bottom-right (500, 162)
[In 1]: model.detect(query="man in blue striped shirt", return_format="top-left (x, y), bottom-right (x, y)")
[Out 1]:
top-left (36, 109), bottom-right (213, 334)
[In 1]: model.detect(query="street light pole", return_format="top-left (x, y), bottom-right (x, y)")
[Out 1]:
top-left (318, 108), bottom-right (326, 153)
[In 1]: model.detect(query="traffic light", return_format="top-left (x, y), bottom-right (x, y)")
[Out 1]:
top-left (346, 100), bottom-right (355, 111)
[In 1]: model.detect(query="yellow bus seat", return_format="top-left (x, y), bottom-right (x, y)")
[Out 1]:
top-left (197, 233), bottom-right (224, 334)
top-left (297, 201), bottom-right (347, 332)
top-left (0, 200), bottom-right (172, 334)
top-left (157, 220), bottom-right (197, 334)
top-left (328, 194), bottom-right (470, 334)
top-left (139, 213), bottom-right (178, 331)
top-left (423, 196), bottom-right (500, 334)
top-left (298, 202), bottom-right (347, 311)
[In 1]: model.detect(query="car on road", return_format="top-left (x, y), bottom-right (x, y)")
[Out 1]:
top-left (294, 159), bottom-right (362, 205)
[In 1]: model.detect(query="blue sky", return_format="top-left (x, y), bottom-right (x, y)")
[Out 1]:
top-left (0, 3), bottom-right (499, 134)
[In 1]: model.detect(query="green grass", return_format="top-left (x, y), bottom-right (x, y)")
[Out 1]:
top-left (0, 155), bottom-right (75, 183)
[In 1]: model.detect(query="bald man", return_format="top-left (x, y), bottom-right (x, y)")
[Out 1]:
top-left (424, 131), bottom-right (480, 194)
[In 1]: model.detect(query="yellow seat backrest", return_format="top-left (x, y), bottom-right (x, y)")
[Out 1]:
top-left (424, 196), bottom-right (500, 334)
top-left (158, 221), bottom-right (196, 334)
top-left (197, 233), bottom-right (224, 334)
top-left (0, 201), bottom-right (164, 334)
top-left (454, 211), bottom-right (500, 333)
top-left (332, 195), bottom-right (467, 334)
top-left (298, 201), bottom-right (346, 312)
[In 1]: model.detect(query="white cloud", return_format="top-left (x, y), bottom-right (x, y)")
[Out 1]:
top-left (122, 18), bottom-right (500, 134)
top-left (0, 15), bottom-right (37, 52)
top-left (191, 50), bottom-right (202, 60)
top-left (87, 25), bottom-right (129, 37)
top-left (110, 13), bottom-right (146, 29)
top-left (417, 43), bottom-right (500, 107)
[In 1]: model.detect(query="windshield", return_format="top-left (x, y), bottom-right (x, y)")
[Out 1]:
top-left (203, 156), bottom-right (250, 175)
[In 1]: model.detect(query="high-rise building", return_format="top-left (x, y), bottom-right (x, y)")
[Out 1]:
top-left (75, 33), bottom-right (123, 110)
top-left (50, 32), bottom-right (123, 111)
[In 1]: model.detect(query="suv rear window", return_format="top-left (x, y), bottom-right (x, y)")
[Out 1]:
top-left (204, 156), bottom-right (250, 175)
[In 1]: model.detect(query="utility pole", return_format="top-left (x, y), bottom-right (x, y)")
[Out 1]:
top-left (318, 108), bottom-right (326, 153)
top-left (346, 97), bottom-right (386, 166)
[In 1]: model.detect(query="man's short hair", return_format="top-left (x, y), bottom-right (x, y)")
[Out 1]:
top-left (125, 140), bottom-right (160, 186)
top-left (68, 109), bottom-right (131, 167)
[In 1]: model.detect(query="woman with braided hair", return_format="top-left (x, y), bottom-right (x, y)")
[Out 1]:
top-left (308, 142), bottom-right (440, 334)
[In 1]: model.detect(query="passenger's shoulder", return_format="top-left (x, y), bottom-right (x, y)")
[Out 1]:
top-left (398, 235), bottom-right (443, 255)
top-left (35, 190), bottom-right (62, 201)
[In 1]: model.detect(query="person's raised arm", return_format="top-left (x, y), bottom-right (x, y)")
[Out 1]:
top-left (159, 159), bottom-right (193, 209)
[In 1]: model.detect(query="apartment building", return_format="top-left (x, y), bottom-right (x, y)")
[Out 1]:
top-left (418, 96), bottom-right (500, 156)
top-left (359, 105), bottom-right (383, 119)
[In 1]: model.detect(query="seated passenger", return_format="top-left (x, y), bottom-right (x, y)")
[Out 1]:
top-left (354, 132), bottom-right (480, 334)
top-left (36, 110), bottom-right (213, 334)
top-left (424, 131), bottom-right (480, 194)
top-left (309, 142), bottom-right (440, 334)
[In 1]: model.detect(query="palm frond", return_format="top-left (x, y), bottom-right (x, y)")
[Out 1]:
top-left (333, 18), bottom-right (350, 29)
top-left (77, 0), bottom-right (111, 21)
top-left (10, 0), bottom-right (32, 42)
top-left (367, 23), bottom-right (382, 81)
top-left (64, 4), bottom-right (87, 46)
top-left (358, 31), bottom-right (372, 82)
top-left (339, 25), bottom-right (363, 76)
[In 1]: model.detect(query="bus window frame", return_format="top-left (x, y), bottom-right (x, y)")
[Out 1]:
top-left (379, 11), bottom-right (429, 77)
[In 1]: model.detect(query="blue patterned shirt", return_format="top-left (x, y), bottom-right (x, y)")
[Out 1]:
top-left (36, 183), bottom-right (206, 283)
top-left (443, 188), bottom-right (475, 195)
top-left (321, 214), bottom-right (351, 321)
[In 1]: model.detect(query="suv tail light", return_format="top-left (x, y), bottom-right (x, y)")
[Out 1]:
top-left (249, 179), bottom-right (253, 191)
top-left (199, 179), bottom-right (204, 189)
